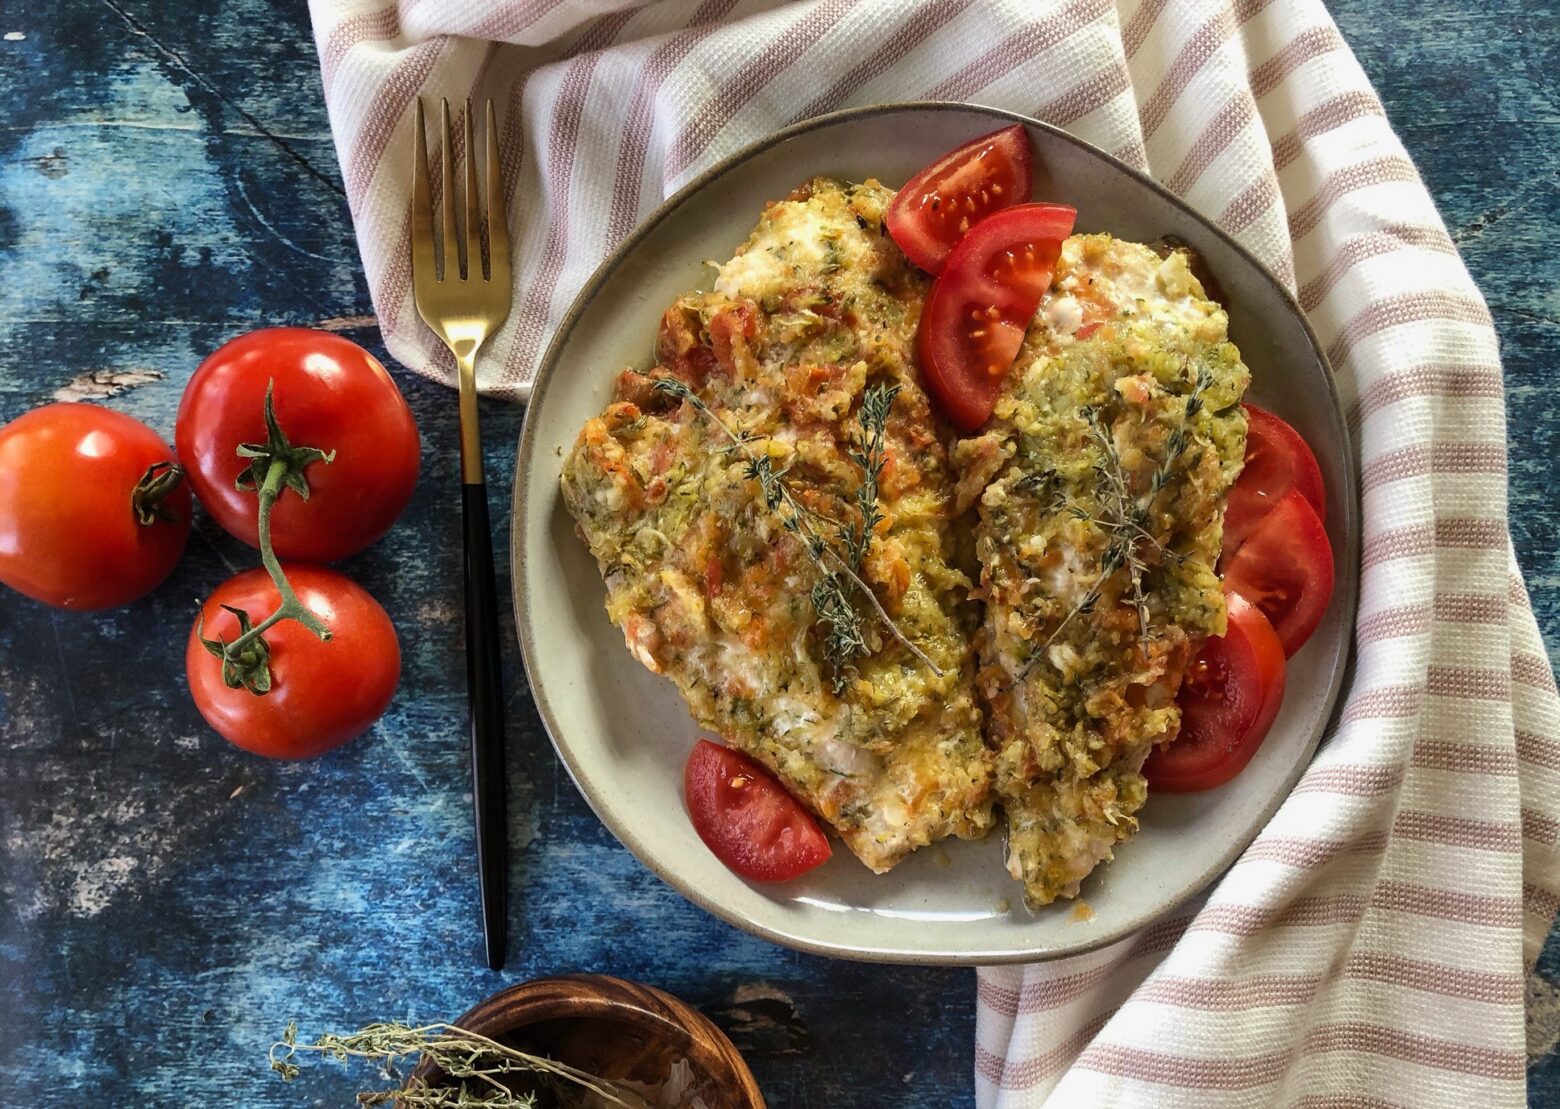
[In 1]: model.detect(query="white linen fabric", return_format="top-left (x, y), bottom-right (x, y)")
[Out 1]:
top-left (306, 1), bottom-right (1560, 1104)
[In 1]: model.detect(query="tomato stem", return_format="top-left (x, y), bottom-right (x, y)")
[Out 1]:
top-left (131, 460), bottom-right (186, 526)
top-left (199, 382), bottom-right (335, 692)
top-left (222, 455), bottom-right (333, 656)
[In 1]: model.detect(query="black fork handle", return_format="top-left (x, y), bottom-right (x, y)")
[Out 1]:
top-left (463, 479), bottom-right (508, 970)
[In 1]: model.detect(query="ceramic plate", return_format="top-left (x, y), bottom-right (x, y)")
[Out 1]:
top-left (513, 103), bottom-right (1358, 965)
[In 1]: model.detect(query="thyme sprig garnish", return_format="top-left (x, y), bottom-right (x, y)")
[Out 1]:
top-left (1149, 365), bottom-right (1213, 494)
top-left (1082, 405), bottom-right (1152, 642)
top-left (270, 1020), bottom-right (632, 1107)
top-left (811, 572), bottom-right (872, 683)
top-left (842, 380), bottom-right (897, 570)
top-left (1035, 372), bottom-right (1213, 656)
top-left (652, 376), bottom-right (941, 691)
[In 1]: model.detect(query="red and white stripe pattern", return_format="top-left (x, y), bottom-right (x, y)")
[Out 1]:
top-left (306, 0), bottom-right (1560, 1103)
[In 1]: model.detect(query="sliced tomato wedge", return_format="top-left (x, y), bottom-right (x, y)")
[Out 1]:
top-left (917, 202), bottom-right (1077, 432)
top-left (684, 739), bottom-right (831, 883)
top-left (1144, 592), bottom-right (1287, 792)
top-left (1223, 403), bottom-right (1326, 555)
top-left (885, 125), bottom-right (1033, 274)
top-left (1222, 489), bottom-right (1335, 656)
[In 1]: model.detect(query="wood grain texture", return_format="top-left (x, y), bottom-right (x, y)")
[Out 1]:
top-left (0, 1), bottom-right (1554, 1105)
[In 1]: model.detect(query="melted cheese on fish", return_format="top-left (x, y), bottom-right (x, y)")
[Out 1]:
top-left (563, 178), bottom-right (994, 873)
top-left (963, 234), bottom-right (1249, 908)
top-left (565, 187), bottom-right (1252, 905)
top-left (713, 196), bottom-right (880, 302)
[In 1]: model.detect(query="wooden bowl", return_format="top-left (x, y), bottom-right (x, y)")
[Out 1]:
top-left (405, 973), bottom-right (765, 1107)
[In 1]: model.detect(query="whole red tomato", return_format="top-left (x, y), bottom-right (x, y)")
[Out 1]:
top-left (0, 403), bottom-right (190, 610)
top-left (187, 564), bottom-right (400, 758)
top-left (176, 328), bottom-right (419, 562)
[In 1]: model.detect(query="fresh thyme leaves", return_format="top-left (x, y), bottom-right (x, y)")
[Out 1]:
top-left (269, 1020), bottom-right (632, 1107)
top-left (652, 377), bottom-right (941, 691)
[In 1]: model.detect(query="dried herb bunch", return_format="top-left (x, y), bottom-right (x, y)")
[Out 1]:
top-left (270, 1020), bottom-right (635, 1107)
top-left (651, 376), bottom-right (940, 691)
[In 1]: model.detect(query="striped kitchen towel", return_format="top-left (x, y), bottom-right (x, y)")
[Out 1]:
top-left (307, 0), bottom-right (1560, 1104)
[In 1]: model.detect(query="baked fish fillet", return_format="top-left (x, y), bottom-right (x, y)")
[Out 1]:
top-left (562, 177), bottom-right (994, 872)
top-left (956, 234), bottom-right (1250, 908)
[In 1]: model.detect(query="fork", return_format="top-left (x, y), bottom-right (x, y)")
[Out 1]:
top-left (411, 98), bottom-right (512, 970)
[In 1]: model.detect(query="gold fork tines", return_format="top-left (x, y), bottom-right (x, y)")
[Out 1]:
top-left (412, 98), bottom-right (512, 484)
top-left (410, 97), bottom-right (514, 970)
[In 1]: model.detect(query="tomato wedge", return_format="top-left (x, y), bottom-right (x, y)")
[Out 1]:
top-left (885, 124), bottom-right (1033, 274)
top-left (1224, 403), bottom-right (1326, 555)
top-left (1223, 489), bottom-right (1335, 656)
top-left (684, 739), bottom-right (831, 883)
top-left (917, 202), bottom-right (1077, 432)
top-left (1145, 592), bottom-right (1287, 792)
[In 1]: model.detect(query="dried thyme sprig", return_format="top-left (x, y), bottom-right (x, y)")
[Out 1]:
top-left (269, 1020), bottom-right (631, 1107)
top-left (362, 1083), bottom-right (535, 1107)
top-left (811, 570), bottom-right (871, 678)
top-left (653, 376), bottom-right (941, 690)
top-left (1149, 365), bottom-right (1214, 495)
top-left (1090, 407), bottom-right (1153, 639)
top-left (1034, 378), bottom-right (1214, 657)
top-left (842, 382), bottom-right (900, 569)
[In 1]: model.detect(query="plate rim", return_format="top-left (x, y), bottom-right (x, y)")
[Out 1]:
top-left (513, 100), bottom-right (1360, 965)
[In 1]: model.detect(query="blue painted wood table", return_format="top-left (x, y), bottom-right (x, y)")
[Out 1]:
top-left (1, 2), bottom-right (1557, 1105)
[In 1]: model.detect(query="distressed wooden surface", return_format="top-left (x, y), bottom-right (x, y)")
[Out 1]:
top-left (0, 1), bottom-right (1555, 1105)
